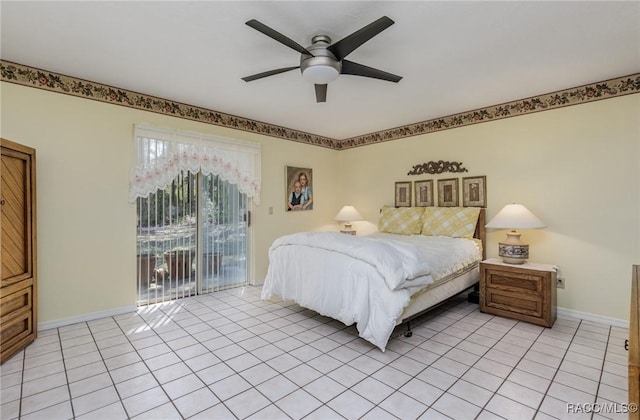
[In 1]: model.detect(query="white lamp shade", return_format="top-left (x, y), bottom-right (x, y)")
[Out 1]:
top-left (334, 205), bottom-right (363, 222)
top-left (485, 203), bottom-right (546, 229)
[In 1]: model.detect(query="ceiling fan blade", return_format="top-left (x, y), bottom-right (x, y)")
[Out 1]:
top-left (246, 19), bottom-right (313, 56)
top-left (327, 16), bottom-right (394, 60)
top-left (242, 66), bottom-right (300, 82)
top-left (315, 84), bottom-right (327, 103)
top-left (341, 60), bottom-right (402, 83)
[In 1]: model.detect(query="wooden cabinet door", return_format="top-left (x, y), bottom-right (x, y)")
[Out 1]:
top-left (630, 265), bottom-right (639, 420)
top-left (1, 138), bottom-right (37, 363)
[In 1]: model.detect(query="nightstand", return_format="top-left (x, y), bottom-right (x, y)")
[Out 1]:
top-left (480, 258), bottom-right (557, 327)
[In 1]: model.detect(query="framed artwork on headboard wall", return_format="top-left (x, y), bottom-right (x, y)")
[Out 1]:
top-left (395, 181), bottom-right (411, 207)
top-left (438, 178), bottom-right (459, 207)
top-left (414, 180), bottom-right (434, 207)
top-left (462, 176), bottom-right (487, 207)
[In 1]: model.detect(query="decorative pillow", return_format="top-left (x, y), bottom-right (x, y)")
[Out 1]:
top-left (421, 207), bottom-right (481, 238)
top-left (378, 206), bottom-right (425, 235)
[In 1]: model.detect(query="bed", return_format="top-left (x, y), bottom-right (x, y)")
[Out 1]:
top-left (261, 206), bottom-right (486, 351)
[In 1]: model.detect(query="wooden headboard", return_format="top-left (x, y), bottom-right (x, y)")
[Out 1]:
top-left (473, 208), bottom-right (487, 260)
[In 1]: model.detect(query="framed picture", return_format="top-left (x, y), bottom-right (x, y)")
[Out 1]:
top-left (462, 176), bottom-right (487, 207)
top-left (395, 181), bottom-right (411, 207)
top-left (286, 166), bottom-right (313, 211)
top-left (414, 180), bottom-right (434, 207)
top-left (437, 178), bottom-right (459, 207)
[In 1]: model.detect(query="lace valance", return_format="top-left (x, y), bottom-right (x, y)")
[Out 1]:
top-left (129, 123), bottom-right (261, 204)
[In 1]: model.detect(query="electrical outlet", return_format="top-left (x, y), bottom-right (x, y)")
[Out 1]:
top-left (557, 277), bottom-right (565, 289)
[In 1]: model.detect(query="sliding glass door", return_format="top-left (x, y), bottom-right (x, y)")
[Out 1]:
top-left (136, 171), bottom-right (248, 306)
top-left (198, 173), bottom-right (248, 294)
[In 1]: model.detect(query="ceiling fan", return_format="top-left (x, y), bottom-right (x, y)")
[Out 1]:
top-left (242, 16), bottom-right (402, 103)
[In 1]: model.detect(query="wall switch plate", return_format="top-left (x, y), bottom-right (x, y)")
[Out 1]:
top-left (557, 277), bottom-right (565, 289)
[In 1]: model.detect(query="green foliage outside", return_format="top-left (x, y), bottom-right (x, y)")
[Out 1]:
top-left (136, 171), bottom-right (247, 267)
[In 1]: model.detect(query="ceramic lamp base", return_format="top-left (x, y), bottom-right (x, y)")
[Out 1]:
top-left (340, 222), bottom-right (356, 235)
top-left (498, 230), bottom-right (529, 264)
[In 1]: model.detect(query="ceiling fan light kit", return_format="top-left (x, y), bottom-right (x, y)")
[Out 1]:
top-left (300, 36), bottom-right (341, 84)
top-left (243, 16), bottom-right (402, 102)
top-left (301, 64), bottom-right (339, 84)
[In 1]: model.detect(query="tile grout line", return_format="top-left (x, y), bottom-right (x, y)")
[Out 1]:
top-left (18, 327), bottom-right (78, 419)
top-left (188, 292), bottom-right (298, 419)
top-left (344, 300), bottom-right (479, 419)
top-left (59, 326), bottom-right (79, 420)
top-left (592, 325), bottom-right (612, 420)
top-left (531, 318), bottom-right (582, 420)
top-left (141, 288), bottom-right (328, 419)
top-left (406, 307), bottom-right (513, 419)
top-left (59, 320), bottom-right (126, 419)
top-left (97, 315), bottom-right (156, 419)
top-left (226, 289), bottom-right (417, 419)
top-left (80, 318), bottom-right (133, 419)
top-left (2, 287), bottom-right (629, 420)
top-left (128, 300), bottom-right (237, 419)
top-left (458, 315), bottom-right (548, 419)
top-left (17, 346), bottom-right (25, 419)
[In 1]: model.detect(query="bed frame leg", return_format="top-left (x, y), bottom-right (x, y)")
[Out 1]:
top-left (467, 283), bottom-right (480, 304)
top-left (404, 320), bottom-right (413, 337)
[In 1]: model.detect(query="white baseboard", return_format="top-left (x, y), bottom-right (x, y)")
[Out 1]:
top-left (38, 305), bottom-right (138, 331)
top-left (38, 303), bottom-right (628, 332)
top-left (557, 306), bottom-right (629, 329)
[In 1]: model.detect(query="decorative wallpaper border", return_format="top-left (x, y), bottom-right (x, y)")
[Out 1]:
top-left (2, 60), bottom-right (638, 150)
top-left (338, 74), bottom-right (640, 150)
top-left (0, 61), bottom-right (338, 150)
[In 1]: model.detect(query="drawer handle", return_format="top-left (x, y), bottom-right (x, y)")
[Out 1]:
top-left (0, 199), bottom-right (5, 205)
top-left (625, 339), bottom-right (629, 351)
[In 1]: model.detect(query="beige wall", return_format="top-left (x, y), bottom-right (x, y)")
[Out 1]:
top-left (339, 94), bottom-right (640, 321)
top-left (2, 82), bottom-right (639, 325)
top-left (1, 82), bottom-right (341, 325)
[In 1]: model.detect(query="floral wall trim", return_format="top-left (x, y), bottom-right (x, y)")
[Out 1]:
top-left (0, 60), bottom-right (338, 150)
top-left (2, 60), bottom-right (638, 151)
top-left (338, 74), bottom-right (640, 149)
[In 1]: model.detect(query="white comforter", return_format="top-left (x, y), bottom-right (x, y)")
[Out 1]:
top-left (261, 231), bottom-right (481, 351)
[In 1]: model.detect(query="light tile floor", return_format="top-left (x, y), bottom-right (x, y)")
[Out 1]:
top-left (0, 286), bottom-right (631, 420)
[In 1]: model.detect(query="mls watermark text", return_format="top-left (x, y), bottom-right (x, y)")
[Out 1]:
top-left (567, 402), bottom-right (638, 414)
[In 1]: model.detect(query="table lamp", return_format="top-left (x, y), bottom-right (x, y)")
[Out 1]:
top-left (335, 205), bottom-right (363, 235)
top-left (485, 203), bottom-right (546, 264)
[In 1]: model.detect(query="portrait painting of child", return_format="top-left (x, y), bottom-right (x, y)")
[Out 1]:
top-left (285, 166), bottom-right (313, 211)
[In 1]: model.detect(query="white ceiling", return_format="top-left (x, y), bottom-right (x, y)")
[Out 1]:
top-left (2, 1), bottom-right (639, 140)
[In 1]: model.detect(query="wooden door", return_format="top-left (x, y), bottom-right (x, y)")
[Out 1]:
top-left (630, 265), bottom-right (639, 419)
top-left (1, 138), bottom-right (37, 363)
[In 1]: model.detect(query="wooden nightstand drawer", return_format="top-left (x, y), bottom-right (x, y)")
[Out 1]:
top-left (480, 259), bottom-right (557, 327)
top-left (484, 269), bottom-right (544, 294)
top-left (484, 288), bottom-right (543, 318)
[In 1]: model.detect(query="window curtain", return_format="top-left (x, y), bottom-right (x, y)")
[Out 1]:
top-left (129, 123), bottom-right (261, 204)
